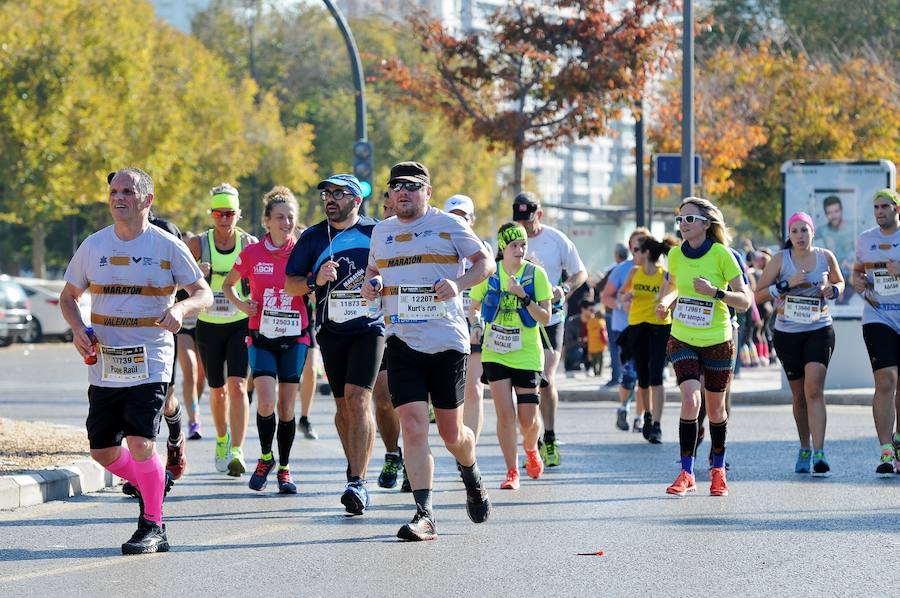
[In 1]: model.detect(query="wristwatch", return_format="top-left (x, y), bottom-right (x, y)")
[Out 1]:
top-left (307, 280), bottom-right (318, 294)
top-left (776, 280), bottom-right (790, 293)
top-left (521, 295), bottom-right (532, 307)
top-left (714, 288), bottom-right (726, 300)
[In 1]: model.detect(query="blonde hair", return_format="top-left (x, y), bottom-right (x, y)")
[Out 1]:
top-left (679, 197), bottom-right (731, 246)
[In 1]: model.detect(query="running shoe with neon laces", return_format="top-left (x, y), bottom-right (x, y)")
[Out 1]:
top-left (378, 452), bottom-right (403, 489)
top-left (121, 517), bottom-right (169, 555)
top-left (811, 450), bottom-right (830, 477)
top-left (428, 403), bottom-right (436, 423)
top-left (400, 463), bottom-right (412, 492)
top-left (543, 439), bottom-right (561, 467)
top-left (227, 447), bottom-right (246, 477)
top-left (615, 407), bottom-right (629, 431)
top-left (397, 509), bottom-right (437, 541)
top-left (341, 480), bottom-right (370, 515)
top-left (297, 417), bottom-right (319, 440)
top-left (500, 468), bottom-right (520, 490)
top-left (648, 422), bottom-right (662, 444)
top-left (249, 456), bottom-right (276, 491)
top-left (463, 476), bottom-right (492, 523)
top-left (710, 466), bottom-right (729, 496)
top-left (277, 468), bottom-right (297, 494)
top-left (641, 412), bottom-right (652, 439)
top-left (894, 436), bottom-right (900, 474)
top-left (666, 470), bottom-right (696, 496)
top-left (214, 432), bottom-right (231, 473)
top-left (525, 448), bottom-right (544, 479)
top-left (795, 448), bottom-right (812, 474)
top-left (166, 433), bottom-right (187, 480)
top-left (187, 421), bottom-right (202, 440)
top-left (876, 448), bottom-right (895, 477)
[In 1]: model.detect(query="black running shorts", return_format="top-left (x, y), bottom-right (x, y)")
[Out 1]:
top-left (773, 326), bottom-right (835, 380)
top-left (86, 383), bottom-right (168, 449)
top-left (862, 322), bottom-right (900, 372)
top-left (386, 336), bottom-right (466, 410)
top-left (317, 327), bottom-right (385, 397)
top-left (196, 319), bottom-right (249, 388)
top-left (481, 361), bottom-right (542, 393)
top-left (540, 322), bottom-right (565, 352)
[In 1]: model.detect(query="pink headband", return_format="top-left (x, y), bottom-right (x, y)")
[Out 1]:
top-left (788, 211), bottom-right (815, 232)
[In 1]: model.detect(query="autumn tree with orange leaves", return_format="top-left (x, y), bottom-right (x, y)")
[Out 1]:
top-left (382, 0), bottom-right (678, 195)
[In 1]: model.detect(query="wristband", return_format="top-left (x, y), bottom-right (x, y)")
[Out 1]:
top-left (560, 284), bottom-right (571, 295)
top-left (714, 288), bottom-right (726, 300)
top-left (521, 295), bottom-right (532, 307)
top-left (776, 279), bottom-right (790, 293)
top-left (768, 284), bottom-right (780, 299)
top-left (307, 280), bottom-right (318, 294)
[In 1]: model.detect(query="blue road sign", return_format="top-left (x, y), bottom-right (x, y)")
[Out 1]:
top-left (654, 154), bottom-right (701, 185)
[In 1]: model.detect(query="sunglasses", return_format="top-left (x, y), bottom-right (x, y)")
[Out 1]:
top-left (390, 181), bottom-right (424, 192)
top-left (320, 189), bottom-right (356, 201)
top-left (675, 215), bottom-right (709, 225)
top-left (211, 209), bottom-right (237, 218)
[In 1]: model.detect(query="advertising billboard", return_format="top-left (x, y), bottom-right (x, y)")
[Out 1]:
top-left (781, 160), bottom-right (896, 319)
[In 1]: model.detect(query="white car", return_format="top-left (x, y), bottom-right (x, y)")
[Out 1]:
top-left (14, 278), bottom-right (91, 343)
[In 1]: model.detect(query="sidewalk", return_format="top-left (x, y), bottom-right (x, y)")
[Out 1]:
top-left (0, 459), bottom-right (120, 511)
top-left (553, 362), bottom-right (874, 406)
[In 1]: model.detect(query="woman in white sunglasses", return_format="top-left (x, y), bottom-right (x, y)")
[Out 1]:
top-left (656, 197), bottom-right (752, 497)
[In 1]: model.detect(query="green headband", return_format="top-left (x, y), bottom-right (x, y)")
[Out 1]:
top-left (210, 192), bottom-right (240, 210)
top-left (874, 189), bottom-right (900, 206)
top-left (498, 224), bottom-right (527, 250)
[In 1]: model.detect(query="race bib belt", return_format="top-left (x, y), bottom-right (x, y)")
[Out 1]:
top-left (259, 308), bottom-right (302, 338)
top-left (396, 285), bottom-right (444, 323)
top-left (327, 290), bottom-right (370, 323)
top-left (206, 291), bottom-right (239, 317)
top-left (673, 297), bottom-right (714, 328)
top-left (783, 296), bottom-right (821, 323)
top-left (99, 345), bottom-right (149, 382)
top-left (484, 324), bottom-right (522, 354)
top-left (871, 268), bottom-right (900, 296)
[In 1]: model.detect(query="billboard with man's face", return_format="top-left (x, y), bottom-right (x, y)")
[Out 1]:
top-left (782, 160), bottom-right (897, 319)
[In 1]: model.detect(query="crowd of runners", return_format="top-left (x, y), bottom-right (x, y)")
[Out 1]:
top-left (57, 164), bottom-right (900, 554)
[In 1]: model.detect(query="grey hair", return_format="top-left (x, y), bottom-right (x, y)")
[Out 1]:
top-left (614, 243), bottom-right (628, 261)
top-left (210, 183), bottom-right (239, 197)
top-left (112, 167), bottom-right (153, 198)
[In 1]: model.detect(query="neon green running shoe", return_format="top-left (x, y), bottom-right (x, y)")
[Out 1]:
top-left (214, 432), bottom-right (231, 473)
top-left (227, 446), bottom-right (247, 477)
top-left (543, 440), bottom-right (560, 467)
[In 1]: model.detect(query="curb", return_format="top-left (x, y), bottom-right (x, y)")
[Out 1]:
top-left (0, 460), bottom-right (120, 511)
top-left (556, 388), bottom-right (872, 406)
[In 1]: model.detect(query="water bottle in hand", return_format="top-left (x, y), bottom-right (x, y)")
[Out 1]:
top-left (84, 327), bottom-right (99, 365)
top-left (366, 279), bottom-right (381, 318)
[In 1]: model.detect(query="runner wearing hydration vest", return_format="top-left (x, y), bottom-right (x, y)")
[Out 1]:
top-left (469, 222), bottom-right (552, 490)
top-left (755, 212), bottom-right (843, 477)
top-left (187, 184), bottom-right (258, 477)
top-left (851, 188), bottom-right (900, 477)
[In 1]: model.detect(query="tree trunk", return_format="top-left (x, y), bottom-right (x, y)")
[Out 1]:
top-left (32, 221), bottom-right (46, 279)
top-left (512, 145), bottom-right (524, 196)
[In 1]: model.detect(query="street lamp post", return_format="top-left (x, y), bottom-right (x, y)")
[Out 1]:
top-left (681, 0), bottom-right (694, 201)
top-left (322, 0), bottom-right (370, 214)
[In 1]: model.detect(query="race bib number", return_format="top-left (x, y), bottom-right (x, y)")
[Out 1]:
top-left (397, 285), bottom-right (444, 322)
top-left (484, 324), bottom-right (522, 354)
top-left (872, 269), bottom-right (900, 296)
top-left (673, 297), bottom-right (715, 328)
top-left (206, 291), bottom-right (238, 317)
top-left (259, 308), bottom-right (302, 338)
top-left (100, 345), bottom-right (149, 382)
top-left (783, 296), bottom-right (821, 323)
top-left (328, 290), bottom-right (369, 323)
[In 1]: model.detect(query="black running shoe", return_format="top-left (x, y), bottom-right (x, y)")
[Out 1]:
top-left (641, 413), bottom-right (652, 439)
top-left (615, 408), bottom-right (629, 431)
top-left (397, 510), bottom-right (437, 541)
top-left (463, 477), bottom-right (492, 524)
top-left (121, 517), bottom-right (169, 555)
top-left (400, 462), bottom-right (412, 492)
top-left (649, 422), bottom-right (662, 444)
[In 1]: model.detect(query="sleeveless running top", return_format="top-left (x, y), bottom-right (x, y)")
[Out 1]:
top-left (199, 228), bottom-right (253, 325)
top-left (774, 247), bottom-right (832, 333)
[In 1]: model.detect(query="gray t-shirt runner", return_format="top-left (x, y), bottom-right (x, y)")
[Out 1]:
top-left (369, 206), bottom-right (484, 354)
top-left (65, 224), bottom-right (203, 387)
top-left (856, 225), bottom-right (900, 333)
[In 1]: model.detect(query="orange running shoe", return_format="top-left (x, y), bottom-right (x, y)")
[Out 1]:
top-left (665, 470), bottom-right (696, 496)
top-left (500, 468), bottom-right (520, 490)
top-left (710, 466), bottom-right (729, 496)
top-left (525, 449), bottom-right (544, 479)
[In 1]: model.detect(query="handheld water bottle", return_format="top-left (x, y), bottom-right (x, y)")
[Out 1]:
top-left (366, 279), bottom-right (381, 318)
top-left (435, 279), bottom-right (459, 319)
top-left (83, 327), bottom-right (99, 365)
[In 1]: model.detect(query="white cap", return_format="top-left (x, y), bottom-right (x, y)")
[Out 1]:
top-left (444, 194), bottom-right (475, 216)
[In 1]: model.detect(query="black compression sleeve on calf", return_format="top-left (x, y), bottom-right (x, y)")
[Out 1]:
top-left (164, 404), bottom-right (182, 443)
top-left (257, 412), bottom-right (276, 456)
top-left (459, 461), bottom-right (482, 487)
top-left (709, 419), bottom-right (727, 455)
top-left (413, 489), bottom-right (433, 516)
top-left (679, 418), bottom-right (699, 458)
top-left (277, 418), bottom-right (296, 467)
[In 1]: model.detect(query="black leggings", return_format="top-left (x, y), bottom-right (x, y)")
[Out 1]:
top-left (631, 323), bottom-right (671, 389)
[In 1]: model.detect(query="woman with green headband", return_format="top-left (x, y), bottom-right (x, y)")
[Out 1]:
top-left (469, 222), bottom-right (553, 490)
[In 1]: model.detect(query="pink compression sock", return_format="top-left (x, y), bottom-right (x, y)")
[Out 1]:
top-left (104, 447), bottom-right (140, 487)
top-left (133, 454), bottom-right (166, 524)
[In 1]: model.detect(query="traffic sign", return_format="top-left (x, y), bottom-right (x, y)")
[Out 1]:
top-left (654, 154), bottom-right (701, 185)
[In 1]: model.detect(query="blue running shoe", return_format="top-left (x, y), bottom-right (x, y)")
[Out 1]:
top-left (795, 448), bottom-right (811, 474)
top-left (249, 456), bottom-right (276, 491)
top-left (341, 480), bottom-right (370, 515)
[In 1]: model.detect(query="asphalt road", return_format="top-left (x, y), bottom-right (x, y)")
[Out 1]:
top-left (1, 343), bottom-right (898, 597)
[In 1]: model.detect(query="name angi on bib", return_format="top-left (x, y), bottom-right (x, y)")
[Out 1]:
top-left (259, 308), bottom-right (301, 338)
top-left (99, 345), bottom-right (149, 382)
top-left (783, 296), bottom-right (821, 323)
top-left (395, 285), bottom-right (444, 323)
top-left (673, 297), bottom-right (714, 328)
top-left (484, 324), bottom-right (522, 354)
top-left (327, 289), bottom-right (371, 323)
top-left (869, 264), bottom-right (900, 296)
top-left (207, 291), bottom-right (239, 316)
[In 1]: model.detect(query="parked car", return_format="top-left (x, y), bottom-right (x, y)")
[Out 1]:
top-left (13, 277), bottom-right (91, 343)
top-left (0, 275), bottom-right (33, 346)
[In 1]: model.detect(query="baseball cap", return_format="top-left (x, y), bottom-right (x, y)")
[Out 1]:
top-left (512, 191), bottom-right (539, 221)
top-left (210, 183), bottom-right (240, 210)
top-left (388, 161), bottom-right (430, 185)
top-left (317, 173), bottom-right (362, 198)
top-left (444, 194), bottom-right (475, 216)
